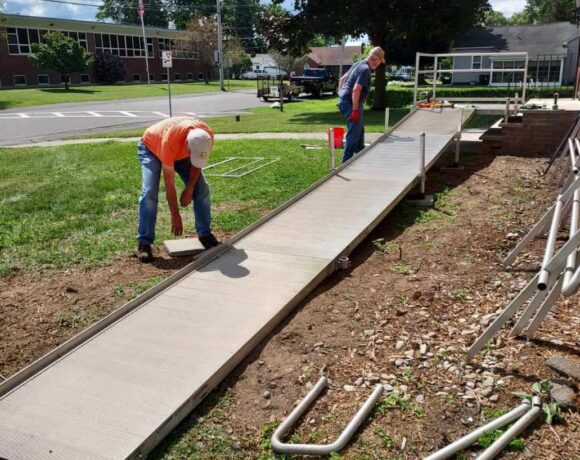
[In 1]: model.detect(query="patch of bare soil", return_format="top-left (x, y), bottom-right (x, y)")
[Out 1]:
top-left (1, 149), bottom-right (578, 459)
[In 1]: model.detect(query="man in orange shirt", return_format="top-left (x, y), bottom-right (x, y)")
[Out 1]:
top-left (137, 117), bottom-right (220, 262)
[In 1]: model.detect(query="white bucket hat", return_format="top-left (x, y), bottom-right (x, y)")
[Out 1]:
top-left (186, 128), bottom-right (212, 168)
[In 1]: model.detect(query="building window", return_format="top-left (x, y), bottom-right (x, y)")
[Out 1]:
top-left (161, 73), bottom-right (168, 81)
top-left (7, 27), bottom-right (87, 55)
top-left (133, 73), bottom-right (141, 82)
top-left (38, 74), bottom-right (50, 86)
top-left (158, 37), bottom-right (195, 59)
top-left (80, 74), bottom-right (90, 84)
top-left (198, 73), bottom-right (205, 80)
top-left (60, 74), bottom-right (71, 85)
top-left (14, 75), bottom-right (27, 86)
top-left (95, 34), bottom-right (151, 58)
top-left (187, 73), bottom-right (193, 81)
top-left (471, 56), bottom-right (482, 70)
top-left (149, 73), bottom-right (156, 82)
top-left (174, 73), bottom-right (181, 81)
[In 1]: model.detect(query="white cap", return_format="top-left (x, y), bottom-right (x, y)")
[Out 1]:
top-left (186, 128), bottom-right (212, 168)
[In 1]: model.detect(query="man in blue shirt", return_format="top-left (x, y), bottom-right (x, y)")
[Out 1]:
top-left (338, 46), bottom-right (385, 163)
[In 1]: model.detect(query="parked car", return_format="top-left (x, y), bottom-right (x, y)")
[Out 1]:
top-left (241, 69), bottom-right (269, 80)
top-left (264, 67), bottom-right (288, 78)
top-left (290, 68), bottom-right (337, 98)
top-left (391, 66), bottom-right (415, 82)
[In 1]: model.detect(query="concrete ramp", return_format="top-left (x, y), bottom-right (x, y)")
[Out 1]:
top-left (0, 107), bottom-right (472, 460)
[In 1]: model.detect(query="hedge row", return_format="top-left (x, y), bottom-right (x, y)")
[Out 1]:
top-left (366, 85), bottom-right (575, 108)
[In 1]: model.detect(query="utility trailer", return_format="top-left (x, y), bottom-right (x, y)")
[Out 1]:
top-left (257, 76), bottom-right (303, 102)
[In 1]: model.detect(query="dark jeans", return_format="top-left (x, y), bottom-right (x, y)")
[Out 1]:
top-left (338, 98), bottom-right (365, 163)
top-left (137, 140), bottom-right (211, 245)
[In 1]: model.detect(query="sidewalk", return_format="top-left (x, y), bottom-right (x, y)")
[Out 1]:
top-left (4, 132), bottom-right (383, 149)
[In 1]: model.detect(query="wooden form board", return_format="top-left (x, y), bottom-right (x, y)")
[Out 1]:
top-left (0, 109), bottom-right (463, 460)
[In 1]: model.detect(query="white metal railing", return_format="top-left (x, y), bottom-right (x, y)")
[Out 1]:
top-left (413, 52), bottom-right (529, 107)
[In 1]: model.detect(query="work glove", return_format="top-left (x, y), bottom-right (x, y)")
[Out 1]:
top-left (349, 109), bottom-right (360, 122)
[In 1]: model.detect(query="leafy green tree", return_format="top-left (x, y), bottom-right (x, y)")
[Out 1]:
top-left (94, 52), bottom-right (126, 83)
top-left (508, 11), bottom-right (532, 25)
top-left (222, 0), bottom-right (261, 53)
top-left (29, 32), bottom-right (93, 90)
top-left (167, 0), bottom-right (215, 30)
top-left (483, 10), bottom-right (509, 26)
top-left (97, 0), bottom-right (169, 27)
top-left (524, 0), bottom-right (575, 23)
top-left (271, 0), bottom-right (490, 109)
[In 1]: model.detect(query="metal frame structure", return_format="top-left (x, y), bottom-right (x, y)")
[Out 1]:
top-left (468, 132), bottom-right (580, 360)
top-left (271, 377), bottom-right (384, 455)
top-left (203, 156), bottom-right (280, 178)
top-left (413, 52), bottom-right (529, 107)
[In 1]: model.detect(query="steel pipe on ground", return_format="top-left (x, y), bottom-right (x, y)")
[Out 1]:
top-left (475, 397), bottom-right (542, 460)
top-left (271, 377), bottom-right (384, 455)
top-left (538, 196), bottom-right (564, 290)
top-left (423, 401), bottom-right (531, 460)
top-left (562, 190), bottom-right (580, 296)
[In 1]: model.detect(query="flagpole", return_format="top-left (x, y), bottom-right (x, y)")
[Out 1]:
top-left (138, 0), bottom-right (151, 85)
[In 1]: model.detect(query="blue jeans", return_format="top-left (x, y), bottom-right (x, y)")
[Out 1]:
top-left (137, 140), bottom-right (212, 245)
top-left (338, 98), bottom-right (365, 163)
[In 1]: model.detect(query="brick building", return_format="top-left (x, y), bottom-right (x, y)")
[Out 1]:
top-left (0, 14), bottom-right (208, 88)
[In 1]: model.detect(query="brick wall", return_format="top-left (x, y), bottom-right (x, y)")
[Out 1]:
top-left (482, 111), bottom-right (578, 156)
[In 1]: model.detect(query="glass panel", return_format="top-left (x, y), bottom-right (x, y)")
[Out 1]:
top-left (119, 49), bottom-right (126, 57)
top-left (7, 28), bottom-right (16, 34)
top-left (549, 61), bottom-right (561, 82)
top-left (7, 34), bottom-right (17, 44)
top-left (111, 35), bottom-right (118, 48)
top-left (8, 44), bottom-right (19, 54)
top-left (95, 34), bottom-right (102, 47)
top-left (29, 29), bottom-right (39, 44)
top-left (38, 75), bottom-right (49, 85)
top-left (112, 49), bottom-right (119, 56)
top-left (103, 34), bottom-right (110, 48)
top-left (79, 33), bottom-right (86, 40)
top-left (17, 29), bottom-right (29, 44)
top-left (14, 75), bottom-right (27, 85)
top-left (127, 49), bottom-right (134, 57)
top-left (20, 45), bottom-right (30, 54)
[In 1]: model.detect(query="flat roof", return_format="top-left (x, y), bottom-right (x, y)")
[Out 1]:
top-left (2, 13), bottom-right (184, 38)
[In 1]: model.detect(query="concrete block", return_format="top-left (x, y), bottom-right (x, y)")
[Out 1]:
top-left (547, 355), bottom-right (580, 381)
top-left (163, 238), bottom-right (206, 257)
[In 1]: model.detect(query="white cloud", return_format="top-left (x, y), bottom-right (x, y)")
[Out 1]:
top-left (489, 0), bottom-right (527, 17)
top-left (5, 0), bottom-right (99, 21)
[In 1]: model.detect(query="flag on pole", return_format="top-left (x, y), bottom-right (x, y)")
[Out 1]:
top-left (138, 0), bottom-right (145, 19)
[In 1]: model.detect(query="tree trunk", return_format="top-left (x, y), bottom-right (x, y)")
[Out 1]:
top-left (64, 75), bottom-right (70, 91)
top-left (370, 33), bottom-right (387, 110)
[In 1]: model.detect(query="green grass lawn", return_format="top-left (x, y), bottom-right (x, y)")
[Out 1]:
top-left (69, 98), bottom-right (411, 139)
top-left (0, 80), bottom-right (257, 110)
top-left (0, 138), bottom-right (330, 276)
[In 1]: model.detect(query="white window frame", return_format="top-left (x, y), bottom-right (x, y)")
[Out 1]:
top-left (80, 74), bottom-right (90, 84)
top-left (174, 72), bottom-right (181, 81)
top-left (37, 74), bottom-right (50, 86)
top-left (14, 75), bottom-right (27, 86)
top-left (132, 73), bottom-right (141, 82)
top-left (7, 28), bottom-right (87, 55)
top-left (471, 55), bottom-right (482, 70)
top-left (95, 34), bottom-right (152, 59)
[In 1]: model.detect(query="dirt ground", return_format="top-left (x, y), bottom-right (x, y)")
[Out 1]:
top-left (1, 146), bottom-right (578, 459)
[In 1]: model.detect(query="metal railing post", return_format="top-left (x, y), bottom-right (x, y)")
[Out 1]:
top-left (413, 53), bottom-right (420, 108)
top-left (420, 132), bottom-right (426, 195)
top-left (553, 92), bottom-right (559, 110)
top-left (384, 107), bottom-right (390, 133)
top-left (504, 97), bottom-right (510, 122)
top-left (329, 128), bottom-right (335, 172)
top-left (432, 56), bottom-right (438, 100)
top-left (514, 92), bottom-right (519, 114)
top-left (454, 110), bottom-right (462, 167)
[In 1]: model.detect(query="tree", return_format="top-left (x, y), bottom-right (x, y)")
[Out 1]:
top-left (268, 49), bottom-right (297, 73)
top-left (179, 15), bottom-right (219, 79)
top-left (94, 52), bottom-right (126, 84)
top-left (97, 0), bottom-right (169, 27)
top-left (483, 10), bottom-right (509, 26)
top-left (166, 0), bottom-right (215, 30)
top-left (272, 0), bottom-right (490, 109)
top-left (524, 0), bottom-right (575, 23)
top-left (224, 37), bottom-right (251, 78)
top-left (29, 32), bottom-right (93, 90)
top-left (222, 0), bottom-right (261, 53)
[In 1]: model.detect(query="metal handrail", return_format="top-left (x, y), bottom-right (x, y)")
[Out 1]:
top-left (271, 377), bottom-right (384, 455)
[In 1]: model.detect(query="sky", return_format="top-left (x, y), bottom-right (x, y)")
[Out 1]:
top-left (4, 0), bottom-right (528, 23)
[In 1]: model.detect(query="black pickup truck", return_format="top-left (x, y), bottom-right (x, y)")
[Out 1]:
top-left (290, 68), bottom-right (338, 98)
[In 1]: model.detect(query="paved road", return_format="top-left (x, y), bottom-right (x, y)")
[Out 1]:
top-left (0, 90), bottom-right (263, 146)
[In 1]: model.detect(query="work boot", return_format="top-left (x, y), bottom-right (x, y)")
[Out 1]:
top-left (198, 233), bottom-right (221, 250)
top-left (137, 244), bottom-right (153, 263)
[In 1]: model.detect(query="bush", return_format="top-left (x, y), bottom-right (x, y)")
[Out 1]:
top-left (366, 85), bottom-right (575, 109)
top-left (94, 52), bottom-right (126, 84)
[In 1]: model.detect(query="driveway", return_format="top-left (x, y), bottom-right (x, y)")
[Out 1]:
top-left (0, 90), bottom-right (263, 146)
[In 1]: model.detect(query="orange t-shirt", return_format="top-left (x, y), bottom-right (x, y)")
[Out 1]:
top-left (142, 117), bottom-right (214, 166)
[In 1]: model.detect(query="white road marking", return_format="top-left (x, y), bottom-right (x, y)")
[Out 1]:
top-left (153, 111), bottom-right (169, 117)
top-left (18, 113), bottom-right (30, 118)
top-left (119, 111), bottom-right (138, 117)
top-left (87, 111), bottom-right (103, 117)
top-left (53, 112), bottom-right (65, 117)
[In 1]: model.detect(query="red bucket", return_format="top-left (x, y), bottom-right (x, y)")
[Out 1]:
top-left (327, 127), bottom-right (345, 149)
